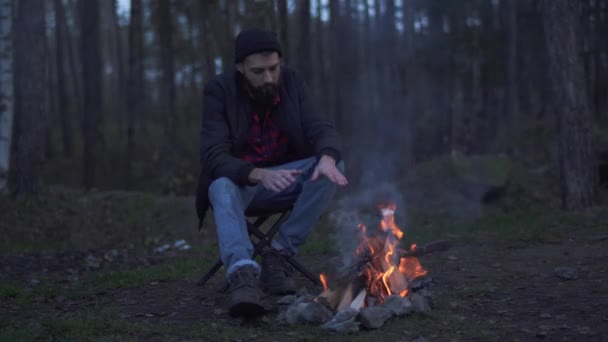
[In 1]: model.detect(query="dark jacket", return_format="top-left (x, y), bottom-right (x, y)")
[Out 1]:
top-left (196, 66), bottom-right (342, 227)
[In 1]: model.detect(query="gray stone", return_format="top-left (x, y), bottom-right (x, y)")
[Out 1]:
top-left (321, 309), bottom-right (360, 333)
top-left (277, 295), bottom-right (297, 305)
top-left (292, 294), bottom-right (315, 306)
top-left (358, 307), bottom-right (392, 329)
top-left (382, 295), bottom-right (413, 316)
top-left (411, 293), bottom-right (432, 314)
top-left (275, 310), bottom-right (286, 323)
top-left (285, 301), bottom-right (333, 325)
top-left (333, 308), bottom-right (360, 322)
top-left (554, 267), bottom-right (578, 280)
top-left (296, 287), bottom-right (309, 296)
top-left (410, 277), bottom-right (433, 292)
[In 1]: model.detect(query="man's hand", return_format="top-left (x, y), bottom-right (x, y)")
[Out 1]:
top-left (249, 168), bottom-right (303, 193)
top-left (311, 155), bottom-right (348, 186)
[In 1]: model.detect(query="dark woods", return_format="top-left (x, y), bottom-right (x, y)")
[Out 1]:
top-left (0, 0), bottom-right (606, 210)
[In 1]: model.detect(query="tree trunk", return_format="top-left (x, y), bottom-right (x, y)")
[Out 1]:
top-left (505, 0), bottom-right (519, 132)
top-left (428, 4), bottom-right (450, 155)
top-left (277, 0), bottom-right (289, 64)
top-left (328, 0), bottom-right (340, 124)
top-left (297, 0), bottom-right (311, 84)
top-left (243, 0), bottom-right (276, 31)
top-left (79, 0), bottom-right (102, 189)
top-left (125, 0), bottom-right (142, 189)
top-left (54, 0), bottom-right (73, 157)
top-left (65, 0), bottom-right (83, 123)
top-left (156, 0), bottom-right (177, 191)
top-left (11, 0), bottom-right (48, 195)
top-left (198, 1), bottom-right (216, 80)
top-left (0, 0), bottom-right (13, 191)
top-left (541, 0), bottom-right (598, 209)
top-left (315, 0), bottom-right (328, 115)
top-left (111, 0), bottom-right (126, 137)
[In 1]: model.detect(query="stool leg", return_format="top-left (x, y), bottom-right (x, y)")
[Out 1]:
top-left (285, 257), bottom-right (322, 286)
top-left (197, 259), bottom-right (223, 286)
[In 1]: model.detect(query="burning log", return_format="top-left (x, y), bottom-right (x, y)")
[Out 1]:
top-left (315, 203), bottom-right (440, 312)
top-left (335, 239), bottom-right (448, 284)
top-left (316, 288), bottom-right (339, 310)
top-left (398, 239), bottom-right (451, 257)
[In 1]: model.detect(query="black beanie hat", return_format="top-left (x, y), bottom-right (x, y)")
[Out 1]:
top-left (234, 28), bottom-right (282, 63)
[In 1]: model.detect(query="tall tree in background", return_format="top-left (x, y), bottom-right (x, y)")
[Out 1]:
top-left (111, 0), bottom-right (126, 132)
top-left (297, 0), bottom-right (311, 84)
top-left (156, 0), bottom-right (177, 191)
top-left (197, 1), bottom-right (216, 80)
top-left (80, 0), bottom-right (102, 189)
top-left (126, 0), bottom-right (143, 189)
top-left (54, 0), bottom-right (73, 157)
top-left (243, 0), bottom-right (276, 30)
top-left (0, 0), bottom-right (13, 191)
top-left (505, 0), bottom-right (519, 133)
top-left (542, 0), bottom-right (598, 209)
top-left (11, 0), bottom-right (48, 195)
top-left (277, 0), bottom-right (288, 64)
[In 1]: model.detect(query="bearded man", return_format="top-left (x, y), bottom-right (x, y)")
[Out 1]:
top-left (196, 28), bottom-right (347, 317)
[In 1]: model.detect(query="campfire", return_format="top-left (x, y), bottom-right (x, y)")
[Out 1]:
top-left (276, 203), bottom-right (448, 332)
top-left (315, 203), bottom-right (428, 311)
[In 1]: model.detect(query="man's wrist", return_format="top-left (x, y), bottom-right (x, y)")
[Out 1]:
top-left (320, 154), bottom-right (336, 165)
top-left (248, 168), bottom-right (265, 183)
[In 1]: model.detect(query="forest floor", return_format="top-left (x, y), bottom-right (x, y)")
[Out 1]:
top-left (1, 186), bottom-right (607, 341)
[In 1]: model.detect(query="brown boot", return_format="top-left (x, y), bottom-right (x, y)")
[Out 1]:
top-left (260, 249), bottom-right (297, 295)
top-left (227, 265), bottom-right (264, 317)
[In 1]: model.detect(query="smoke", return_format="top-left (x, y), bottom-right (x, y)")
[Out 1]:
top-left (328, 68), bottom-right (412, 264)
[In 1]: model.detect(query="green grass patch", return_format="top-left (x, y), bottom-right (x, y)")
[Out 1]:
top-left (0, 281), bottom-right (59, 305)
top-left (0, 282), bottom-right (23, 300)
top-left (406, 207), bottom-right (606, 244)
top-left (0, 325), bottom-right (37, 341)
top-left (80, 258), bottom-right (205, 292)
top-left (452, 153), bottom-right (512, 187)
top-left (299, 237), bottom-right (337, 254)
top-left (0, 305), bottom-right (139, 341)
top-left (127, 194), bottom-right (156, 227)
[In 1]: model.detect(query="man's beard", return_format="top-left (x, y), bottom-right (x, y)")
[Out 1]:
top-left (249, 81), bottom-right (279, 105)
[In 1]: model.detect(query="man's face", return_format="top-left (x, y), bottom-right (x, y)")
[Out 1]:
top-left (237, 52), bottom-right (281, 104)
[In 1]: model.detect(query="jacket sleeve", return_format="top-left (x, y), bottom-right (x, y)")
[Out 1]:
top-left (200, 80), bottom-right (255, 186)
top-left (297, 76), bottom-right (343, 162)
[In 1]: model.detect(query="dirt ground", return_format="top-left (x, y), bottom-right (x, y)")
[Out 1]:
top-left (1, 189), bottom-right (607, 341)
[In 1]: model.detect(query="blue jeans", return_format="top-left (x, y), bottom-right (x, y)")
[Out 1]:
top-left (208, 157), bottom-right (344, 277)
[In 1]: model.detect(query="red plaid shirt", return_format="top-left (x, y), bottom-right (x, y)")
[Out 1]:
top-left (241, 95), bottom-right (290, 166)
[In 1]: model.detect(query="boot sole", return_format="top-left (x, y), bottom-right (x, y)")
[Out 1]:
top-left (228, 301), bottom-right (265, 317)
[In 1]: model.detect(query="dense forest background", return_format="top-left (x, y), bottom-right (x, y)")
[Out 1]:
top-left (1, 0), bottom-right (607, 210)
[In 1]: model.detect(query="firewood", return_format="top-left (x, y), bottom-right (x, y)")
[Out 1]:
top-left (398, 239), bottom-right (451, 257)
top-left (336, 283), bottom-right (354, 311)
top-left (350, 289), bottom-right (367, 310)
top-left (316, 288), bottom-right (340, 311)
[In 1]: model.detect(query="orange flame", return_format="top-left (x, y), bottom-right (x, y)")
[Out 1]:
top-left (317, 203), bottom-right (427, 306)
top-left (366, 204), bottom-right (427, 302)
top-left (399, 257), bottom-right (428, 278)
top-left (319, 273), bottom-right (329, 291)
top-left (379, 204), bottom-right (404, 239)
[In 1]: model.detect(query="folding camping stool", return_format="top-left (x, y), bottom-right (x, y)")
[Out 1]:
top-left (197, 206), bottom-right (322, 289)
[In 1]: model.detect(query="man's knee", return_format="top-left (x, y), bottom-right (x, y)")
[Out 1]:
top-left (208, 177), bottom-right (241, 205)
